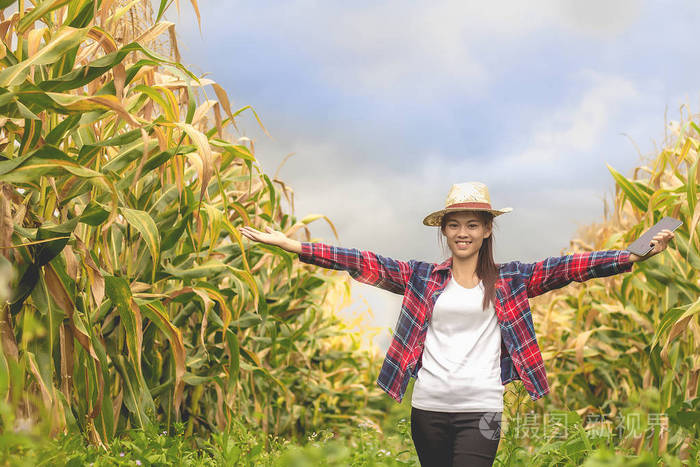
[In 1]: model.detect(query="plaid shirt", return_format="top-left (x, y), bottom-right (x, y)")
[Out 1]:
top-left (298, 242), bottom-right (634, 403)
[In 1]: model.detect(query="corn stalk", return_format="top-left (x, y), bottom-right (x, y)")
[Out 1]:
top-left (528, 113), bottom-right (700, 458)
top-left (0, 0), bottom-right (385, 445)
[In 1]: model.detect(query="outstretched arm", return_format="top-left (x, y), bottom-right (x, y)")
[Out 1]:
top-left (239, 225), bottom-right (302, 253)
top-left (523, 229), bottom-right (675, 298)
top-left (238, 226), bottom-right (411, 295)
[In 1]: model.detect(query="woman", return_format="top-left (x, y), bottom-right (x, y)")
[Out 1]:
top-left (238, 181), bottom-right (675, 467)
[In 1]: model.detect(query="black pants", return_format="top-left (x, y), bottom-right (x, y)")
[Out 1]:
top-left (410, 407), bottom-right (502, 467)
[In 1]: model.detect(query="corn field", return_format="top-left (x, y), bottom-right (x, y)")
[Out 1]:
top-left (0, 0), bottom-right (387, 446)
top-left (517, 115), bottom-right (700, 459)
top-left (0, 0), bottom-right (699, 464)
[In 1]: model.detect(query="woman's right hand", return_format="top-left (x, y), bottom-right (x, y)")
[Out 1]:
top-left (238, 226), bottom-right (302, 253)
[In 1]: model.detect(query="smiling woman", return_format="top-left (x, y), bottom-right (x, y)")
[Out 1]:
top-left (438, 210), bottom-right (498, 311)
top-left (238, 180), bottom-right (677, 466)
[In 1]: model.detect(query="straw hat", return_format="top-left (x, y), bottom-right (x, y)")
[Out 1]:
top-left (422, 182), bottom-right (513, 226)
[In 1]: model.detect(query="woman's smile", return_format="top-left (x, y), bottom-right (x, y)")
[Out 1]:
top-left (441, 211), bottom-right (491, 257)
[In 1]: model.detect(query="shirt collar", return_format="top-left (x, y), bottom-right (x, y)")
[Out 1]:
top-left (434, 256), bottom-right (452, 273)
top-left (434, 256), bottom-right (503, 273)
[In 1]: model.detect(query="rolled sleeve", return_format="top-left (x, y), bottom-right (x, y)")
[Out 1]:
top-left (296, 241), bottom-right (411, 294)
top-left (615, 249), bottom-right (634, 273)
top-left (524, 249), bottom-right (635, 297)
top-left (298, 241), bottom-right (315, 264)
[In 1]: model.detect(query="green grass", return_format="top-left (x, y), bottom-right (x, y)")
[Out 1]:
top-left (1, 411), bottom-right (695, 467)
top-left (0, 417), bottom-right (418, 467)
top-left (2, 381), bottom-right (694, 467)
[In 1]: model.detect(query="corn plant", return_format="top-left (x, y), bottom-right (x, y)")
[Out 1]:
top-left (522, 114), bottom-right (700, 460)
top-left (0, 0), bottom-right (387, 446)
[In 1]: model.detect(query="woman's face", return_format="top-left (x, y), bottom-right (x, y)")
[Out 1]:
top-left (441, 211), bottom-right (492, 260)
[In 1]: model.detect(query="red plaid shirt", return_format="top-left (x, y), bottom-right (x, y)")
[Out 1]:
top-left (298, 242), bottom-right (634, 403)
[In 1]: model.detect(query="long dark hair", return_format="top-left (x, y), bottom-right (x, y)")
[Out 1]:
top-left (437, 210), bottom-right (499, 311)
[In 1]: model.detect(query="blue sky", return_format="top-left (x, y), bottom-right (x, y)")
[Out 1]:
top-left (169, 1), bottom-right (699, 351)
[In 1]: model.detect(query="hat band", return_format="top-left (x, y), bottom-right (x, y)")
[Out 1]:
top-left (446, 202), bottom-right (492, 210)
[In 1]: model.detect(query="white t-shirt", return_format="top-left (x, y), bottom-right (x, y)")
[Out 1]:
top-left (411, 277), bottom-right (504, 412)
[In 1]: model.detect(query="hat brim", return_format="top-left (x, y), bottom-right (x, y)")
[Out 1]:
top-left (422, 206), bottom-right (513, 226)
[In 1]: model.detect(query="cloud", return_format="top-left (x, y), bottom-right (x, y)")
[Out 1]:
top-left (249, 70), bottom-right (674, 353)
top-left (499, 71), bottom-right (639, 167)
top-left (554, 0), bottom-right (644, 37)
top-left (172, 0), bottom-right (645, 103)
top-left (168, 1), bottom-right (692, 353)
top-left (266, 71), bottom-right (647, 268)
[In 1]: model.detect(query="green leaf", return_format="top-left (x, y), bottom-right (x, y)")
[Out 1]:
top-left (156, 0), bottom-right (171, 22)
top-left (17, 0), bottom-right (72, 34)
top-left (79, 201), bottom-right (110, 226)
top-left (138, 300), bottom-right (186, 418)
top-left (650, 305), bottom-right (686, 350)
top-left (163, 260), bottom-right (227, 280)
top-left (104, 276), bottom-right (155, 427)
top-left (673, 230), bottom-right (700, 270)
top-left (175, 122), bottom-right (212, 203)
top-left (0, 145), bottom-right (105, 184)
top-left (120, 207), bottom-right (160, 282)
top-left (112, 355), bottom-right (153, 429)
top-left (18, 118), bottom-right (42, 156)
top-left (0, 26), bottom-right (89, 87)
top-left (209, 139), bottom-right (256, 162)
top-left (687, 156), bottom-right (698, 219)
top-left (44, 114), bottom-right (80, 145)
top-left (132, 85), bottom-right (178, 121)
top-left (606, 163), bottom-right (650, 212)
top-left (160, 213), bottom-right (190, 251)
top-left (34, 217), bottom-right (79, 266)
top-left (225, 329), bottom-right (240, 393)
top-left (65, 0), bottom-right (94, 28)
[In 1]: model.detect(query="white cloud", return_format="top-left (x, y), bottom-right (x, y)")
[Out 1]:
top-left (554, 0), bottom-right (644, 37)
top-left (257, 71), bottom-right (653, 350)
top-left (172, 0), bottom-right (644, 101)
top-left (500, 71), bottom-right (639, 166)
top-left (289, 1), bottom-right (561, 97)
top-left (169, 1), bottom-right (683, 353)
top-left (263, 72), bottom-right (642, 256)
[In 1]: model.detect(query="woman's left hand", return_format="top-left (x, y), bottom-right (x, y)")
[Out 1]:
top-left (634, 229), bottom-right (676, 262)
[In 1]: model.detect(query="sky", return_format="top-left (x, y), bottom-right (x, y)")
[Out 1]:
top-left (168, 1), bottom-right (699, 352)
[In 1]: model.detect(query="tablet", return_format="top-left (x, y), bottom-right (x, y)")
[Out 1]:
top-left (627, 216), bottom-right (682, 257)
